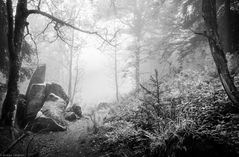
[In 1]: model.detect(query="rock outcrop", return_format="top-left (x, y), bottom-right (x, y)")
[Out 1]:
top-left (46, 82), bottom-right (69, 104)
top-left (27, 93), bottom-right (68, 132)
top-left (25, 83), bottom-right (46, 122)
top-left (41, 93), bottom-right (67, 126)
top-left (15, 65), bottom-right (84, 132)
top-left (71, 103), bottom-right (82, 118)
top-left (65, 103), bottom-right (82, 121)
top-left (27, 111), bottom-right (67, 132)
top-left (25, 64), bottom-right (46, 99)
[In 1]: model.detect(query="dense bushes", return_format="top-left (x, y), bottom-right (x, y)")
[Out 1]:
top-left (89, 70), bottom-right (239, 157)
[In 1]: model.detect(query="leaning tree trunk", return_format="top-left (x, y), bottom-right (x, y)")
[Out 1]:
top-left (1, 0), bottom-right (28, 126)
top-left (202, 0), bottom-right (239, 106)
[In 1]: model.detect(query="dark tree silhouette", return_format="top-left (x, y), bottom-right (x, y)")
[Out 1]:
top-left (202, 0), bottom-right (239, 107)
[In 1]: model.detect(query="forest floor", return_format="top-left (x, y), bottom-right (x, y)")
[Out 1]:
top-left (30, 117), bottom-right (101, 157)
top-left (0, 117), bottom-right (102, 157)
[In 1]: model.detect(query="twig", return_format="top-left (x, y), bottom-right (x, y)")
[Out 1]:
top-left (36, 20), bottom-right (54, 37)
top-left (25, 127), bottom-right (50, 157)
top-left (189, 28), bottom-right (216, 42)
top-left (2, 132), bottom-right (29, 154)
top-left (37, 0), bottom-right (41, 10)
top-left (140, 84), bottom-right (158, 99)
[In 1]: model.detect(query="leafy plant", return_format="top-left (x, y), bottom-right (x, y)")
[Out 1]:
top-left (89, 69), bottom-right (239, 157)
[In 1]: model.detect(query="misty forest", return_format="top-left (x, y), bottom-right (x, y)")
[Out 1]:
top-left (0, 0), bottom-right (239, 156)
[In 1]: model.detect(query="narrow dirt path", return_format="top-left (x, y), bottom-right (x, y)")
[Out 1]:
top-left (30, 118), bottom-right (97, 157)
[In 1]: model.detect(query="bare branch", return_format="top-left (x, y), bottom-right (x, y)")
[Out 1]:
top-left (27, 9), bottom-right (115, 47)
top-left (24, 23), bottom-right (39, 65)
top-left (2, 133), bottom-right (29, 154)
top-left (36, 19), bottom-right (53, 37)
top-left (37, 0), bottom-right (41, 10)
top-left (189, 28), bottom-right (215, 41)
top-left (140, 84), bottom-right (158, 99)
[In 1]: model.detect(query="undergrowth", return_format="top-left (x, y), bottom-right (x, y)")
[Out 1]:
top-left (88, 70), bottom-right (239, 157)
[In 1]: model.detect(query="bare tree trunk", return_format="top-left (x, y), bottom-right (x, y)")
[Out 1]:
top-left (71, 53), bottom-right (80, 104)
top-left (68, 28), bottom-right (74, 104)
top-left (155, 70), bottom-right (160, 105)
top-left (202, 0), bottom-right (239, 107)
top-left (1, 0), bottom-right (28, 127)
top-left (114, 45), bottom-right (119, 101)
top-left (0, 0), bottom-right (8, 118)
top-left (135, 46), bottom-right (140, 91)
top-left (133, 0), bottom-right (142, 92)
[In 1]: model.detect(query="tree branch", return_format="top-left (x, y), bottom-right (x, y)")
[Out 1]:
top-left (37, 0), bottom-right (41, 10)
top-left (36, 19), bottom-right (53, 37)
top-left (2, 132), bottom-right (29, 154)
top-left (27, 9), bottom-right (115, 47)
top-left (189, 28), bottom-right (216, 42)
top-left (24, 24), bottom-right (39, 65)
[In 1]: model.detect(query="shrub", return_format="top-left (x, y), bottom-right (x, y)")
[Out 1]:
top-left (89, 70), bottom-right (239, 157)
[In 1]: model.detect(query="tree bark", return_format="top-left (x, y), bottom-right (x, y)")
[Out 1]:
top-left (223, 0), bottom-right (232, 53)
top-left (0, 0), bottom-right (8, 118)
top-left (0, 0), bottom-right (8, 76)
top-left (1, 0), bottom-right (28, 126)
top-left (202, 0), bottom-right (239, 106)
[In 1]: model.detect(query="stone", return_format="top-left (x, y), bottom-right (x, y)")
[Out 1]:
top-left (26, 64), bottom-right (46, 99)
top-left (65, 112), bottom-right (77, 121)
top-left (71, 103), bottom-right (82, 118)
top-left (40, 93), bottom-right (67, 126)
top-left (46, 82), bottom-right (69, 104)
top-left (28, 111), bottom-right (66, 132)
top-left (25, 83), bottom-right (46, 122)
top-left (27, 93), bottom-right (68, 132)
top-left (66, 103), bottom-right (82, 118)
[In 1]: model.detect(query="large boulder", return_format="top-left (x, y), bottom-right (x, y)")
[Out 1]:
top-left (25, 83), bottom-right (46, 123)
top-left (46, 82), bottom-right (69, 104)
top-left (40, 93), bottom-right (67, 126)
top-left (26, 64), bottom-right (46, 99)
top-left (27, 111), bottom-right (66, 132)
top-left (27, 93), bottom-right (67, 132)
